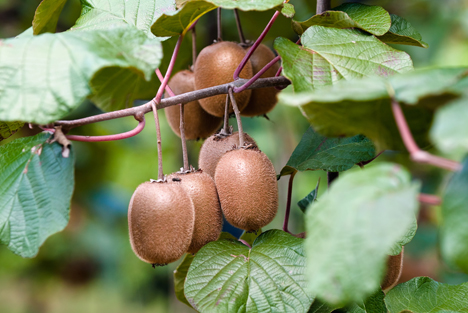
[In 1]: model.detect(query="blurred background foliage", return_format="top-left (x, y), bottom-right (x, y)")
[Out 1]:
top-left (1, 0), bottom-right (468, 312)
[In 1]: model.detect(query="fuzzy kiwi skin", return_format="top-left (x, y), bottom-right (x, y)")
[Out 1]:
top-left (194, 41), bottom-right (253, 117)
top-left (381, 247), bottom-right (404, 291)
top-left (165, 70), bottom-right (222, 140)
top-left (214, 148), bottom-right (279, 231)
top-left (128, 181), bottom-right (195, 265)
top-left (168, 171), bottom-right (223, 254)
top-left (198, 131), bottom-right (256, 178)
top-left (241, 44), bottom-right (280, 117)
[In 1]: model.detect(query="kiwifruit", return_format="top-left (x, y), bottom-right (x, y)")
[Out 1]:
top-left (381, 247), bottom-right (404, 291)
top-left (214, 147), bottom-right (278, 231)
top-left (241, 44), bottom-right (280, 117)
top-left (164, 70), bottom-right (222, 140)
top-left (168, 171), bottom-right (223, 254)
top-left (128, 181), bottom-right (195, 265)
top-left (198, 131), bottom-right (256, 178)
top-left (194, 41), bottom-right (253, 117)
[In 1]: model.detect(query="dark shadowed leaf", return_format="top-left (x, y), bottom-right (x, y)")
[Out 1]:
top-left (185, 230), bottom-right (314, 313)
top-left (305, 163), bottom-right (419, 306)
top-left (32, 0), bottom-right (67, 35)
top-left (298, 179), bottom-right (320, 214)
top-left (293, 3), bottom-right (390, 36)
top-left (0, 122), bottom-right (24, 141)
top-left (378, 14), bottom-right (428, 48)
top-left (280, 127), bottom-right (375, 176)
top-left (174, 253), bottom-right (195, 308)
top-left (385, 277), bottom-right (468, 312)
top-left (0, 133), bottom-right (75, 258)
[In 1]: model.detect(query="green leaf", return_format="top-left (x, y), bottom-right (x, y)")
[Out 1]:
top-left (385, 277), bottom-right (468, 312)
top-left (207, 0), bottom-right (285, 11)
top-left (32, 0), bottom-right (67, 35)
top-left (240, 229), bottom-right (262, 247)
top-left (185, 230), bottom-right (314, 313)
top-left (308, 300), bottom-right (336, 313)
top-left (431, 97), bottom-right (468, 159)
top-left (305, 163), bottom-right (420, 306)
top-left (308, 289), bottom-right (386, 313)
top-left (280, 127), bottom-right (375, 176)
top-left (298, 180), bottom-right (320, 214)
top-left (440, 158), bottom-right (468, 274)
top-left (151, 1), bottom-right (217, 37)
top-left (293, 3), bottom-right (391, 36)
top-left (281, 3), bottom-right (295, 18)
top-left (0, 121), bottom-right (24, 141)
top-left (378, 14), bottom-right (428, 48)
top-left (278, 67), bottom-right (468, 150)
top-left (0, 28), bottom-right (162, 124)
top-left (0, 133), bottom-right (75, 258)
top-left (174, 253), bottom-right (195, 308)
top-left (73, 0), bottom-right (175, 37)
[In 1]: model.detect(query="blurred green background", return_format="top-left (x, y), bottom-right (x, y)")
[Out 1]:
top-left (1, 0), bottom-right (468, 312)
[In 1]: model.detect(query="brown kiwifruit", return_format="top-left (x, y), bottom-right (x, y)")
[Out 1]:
top-left (241, 44), bottom-right (280, 117)
top-left (168, 171), bottom-right (223, 254)
top-left (214, 147), bottom-right (278, 231)
top-left (128, 181), bottom-right (195, 265)
top-left (164, 70), bottom-right (222, 140)
top-left (198, 131), bottom-right (256, 178)
top-left (381, 247), bottom-right (404, 291)
top-left (194, 41), bottom-right (253, 117)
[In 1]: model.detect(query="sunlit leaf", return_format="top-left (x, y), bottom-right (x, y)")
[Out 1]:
top-left (32, 0), bottom-right (68, 35)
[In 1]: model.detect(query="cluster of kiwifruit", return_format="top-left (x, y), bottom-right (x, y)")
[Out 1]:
top-left (165, 40), bottom-right (280, 141)
top-left (127, 40), bottom-right (280, 267)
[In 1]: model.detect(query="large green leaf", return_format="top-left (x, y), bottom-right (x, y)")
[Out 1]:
top-left (32, 0), bottom-right (68, 35)
top-left (308, 290), bottom-right (386, 313)
top-left (431, 97), bottom-right (468, 159)
top-left (378, 14), bottom-right (428, 48)
top-left (0, 28), bottom-right (162, 124)
top-left (280, 127), bottom-right (375, 177)
top-left (0, 121), bottom-right (24, 141)
top-left (0, 133), bottom-right (75, 258)
top-left (278, 67), bottom-right (468, 150)
top-left (174, 253), bottom-right (195, 308)
top-left (305, 163), bottom-right (420, 306)
top-left (385, 277), bottom-right (468, 312)
top-left (207, 0), bottom-right (284, 11)
top-left (184, 230), bottom-right (314, 313)
top-left (440, 157), bottom-right (468, 274)
top-left (151, 1), bottom-right (217, 37)
top-left (275, 26), bottom-right (413, 93)
top-left (292, 3), bottom-right (391, 36)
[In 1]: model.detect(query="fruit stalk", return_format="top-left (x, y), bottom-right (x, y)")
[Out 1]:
top-left (317, 0), bottom-right (331, 13)
top-left (228, 88), bottom-right (244, 146)
top-left (283, 171), bottom-right (296, 234)
top-left (419, 193), bottom-right (442, 206)
top-left (151, 100), bottom-right (165, 181)
top-left (223, 94), bottom-right (230, 133)
top-left (233, 55), bottom-right (281, 93)
top-left (192, 26), bottom-right (197, 65)
top-left (217, 8), bottom-right (222, 41)
top-left (391, 99), bottom-right (461, 171)
top-left (234, 9), bottom-right (246, 44)
top-left (233, 10), bottom-right (281, 80)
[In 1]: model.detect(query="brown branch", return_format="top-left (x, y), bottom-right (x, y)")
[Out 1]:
top-left (55, 77), bottom-right (290, 130)
top-left (316, 0), bottom-right (331, 14)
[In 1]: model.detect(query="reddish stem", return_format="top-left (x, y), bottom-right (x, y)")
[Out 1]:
top-left (154, 35), bottom-right (183, 104)
top-left (234, 9), bottom-right (246, 44)
top-left (233, 55), bottom-right (281, 93)
top-left (228, 88), bottom-right (244, 147)
top-left (391, 99), bottom-right (461, 172)
top-left (283, 171), bottom-right (296, 234)
top-left (419, 193), bottom-right (442, 206)
top-left (233, 10), bottom-right (281, 80)
top-left (238, 239), bottom-right (252, 249)
top-left (275, 66), bottom-right (283, 77)
top-left (66, 116), bottom-right (145, 142)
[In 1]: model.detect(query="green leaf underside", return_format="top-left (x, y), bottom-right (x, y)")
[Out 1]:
top-left (73, 0), bottom-right (175, 37)
top-left (385, 277), bottom-right (468, 312)
top-left (378, 14), bottom-right (428, 48)
top-left (174, 253), bottom-right (195, 307)
top-left (431, 96), bottom-right (468, 158)
top-left (185, 230), bottom-right (314, 313)
top-left (151, 1), bottom-right (217, 37)
top-left (298, 180), bottom-right (320, 214)
top-left (305, 163), bottom-right (420, 306)
top-left (0, 121), bottom-right (24, 141)
top-left (293, 3), bottom-right (390, 36)
top-left (0, 133), bottom-right (75, 258)
top-left (440, 158), bottom-right (468, 274)
top-left (278, 67), bottom-right (467, 150)
top-left (280, 127), bottom-right (375, 176)
top-left (0, 28), bottom-right (162, 124)
top-left (206, 0), bottom-right (285, 11)
top-left (32, 0), bottom-right (68, 35)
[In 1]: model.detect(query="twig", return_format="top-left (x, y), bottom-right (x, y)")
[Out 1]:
top-left (217, 8), bottom-right (222, 41)
top-left (283, 171), bottom-right (296, 234)
top-left (327, 172), bottom-right (339, 188)
top-left (316, 0), bottom-right (331, 14)
top-left (391, 99), bottom-right (461, 172)
top-left (419, 193), bottom-right (442, 206)
top-left (151, 100), bottom-right (164, 181)
top-left (228, 88), bottom-right (244, 147)
top-left (55, 77), bottom-right (290, 130)
top-left (234, 9), bottom-right (246, 44)
top-left (233, 55), bottom-right (281, 93)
